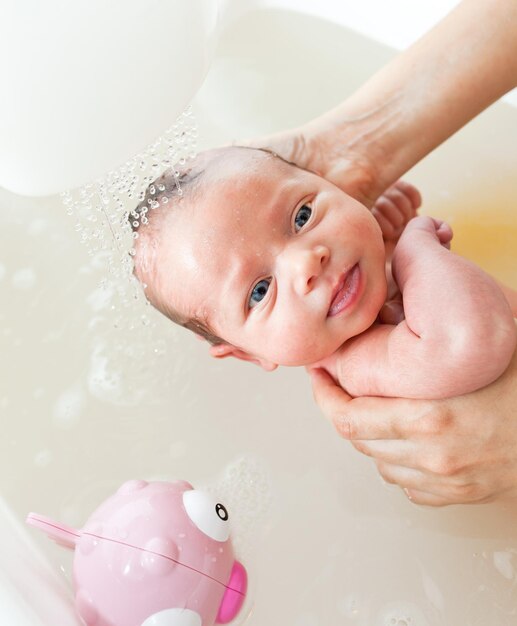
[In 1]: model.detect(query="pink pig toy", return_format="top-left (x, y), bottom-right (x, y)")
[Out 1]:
top-left (26, 479), bottom-right (248, 626)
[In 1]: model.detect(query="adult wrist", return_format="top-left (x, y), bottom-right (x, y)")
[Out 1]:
top-left (301, 100), bottom-right (401, 206)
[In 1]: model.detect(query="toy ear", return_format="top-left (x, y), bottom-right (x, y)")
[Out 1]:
top-left (26, 513), bottom-right (79, 550)
top-left (209, 343), bottom-right (278, 372)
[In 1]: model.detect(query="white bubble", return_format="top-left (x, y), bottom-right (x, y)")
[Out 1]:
top-left (87, 342), bottom-right (145, 406)
top-left (34, 449), bottom-right (53, 468)
top-left (12, 267), bottom-right (36, 290)
top-left (53, 384), bottom-right (85, 428)
top-left (337, 594), bottom-right (360, 618)
top-left (375, 602), bottom-right (427, 626)
top-left (205, 456), bottom-right (272, 560)
top-left (87, 284), bottom-right (114, 312)
top-left (32, 387), bottom-right (45, 400)
top-left (493, 550), bottom-right (515, 580)
top-left (88, 345), bottom-right (124, 403)
top-left (421, 570), bottom-right (444, 610)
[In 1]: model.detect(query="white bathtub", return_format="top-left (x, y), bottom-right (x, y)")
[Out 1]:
top-left (1, 3), bottom-right (517, 626)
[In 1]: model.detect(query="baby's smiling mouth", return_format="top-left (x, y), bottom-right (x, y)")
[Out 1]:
top-left (327, 264), bottom-right (361, 317)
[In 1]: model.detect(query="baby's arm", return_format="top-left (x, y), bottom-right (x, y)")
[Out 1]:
top-left (494, 279), bottom-right (517, 317)
top-left (321, 216), bottom-right (517, 399)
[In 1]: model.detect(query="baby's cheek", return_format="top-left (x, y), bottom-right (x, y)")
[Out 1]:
top-left (360, 262), bottom-right (387, 328)
top-left (373, 268), bottom-right (389, 308)
top-left (272, 325), bottom-right (328, 367)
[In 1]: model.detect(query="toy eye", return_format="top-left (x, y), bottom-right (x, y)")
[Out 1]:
top-left (183, 490), bottom-right (231, 542)
top-left (215, 503), bottom-right (229, 521)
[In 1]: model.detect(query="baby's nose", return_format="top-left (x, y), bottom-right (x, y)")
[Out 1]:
top-left (290, 244), bottom-right (329, 295)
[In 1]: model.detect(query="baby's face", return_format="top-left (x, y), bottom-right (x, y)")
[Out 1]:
top-left (152, 150), bottom-right (387, 367)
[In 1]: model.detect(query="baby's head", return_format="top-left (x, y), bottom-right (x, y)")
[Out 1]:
top-left (132, 146), bottom-right (387, 370)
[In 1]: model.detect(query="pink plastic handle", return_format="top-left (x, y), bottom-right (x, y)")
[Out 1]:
top-left (26, 512), bottom-right (80, 550)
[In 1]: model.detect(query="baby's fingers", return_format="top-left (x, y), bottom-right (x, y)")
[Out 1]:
top-left (372, 180), bottom-right (421, 240)
top-left (371, 205), bottom-right (400, 239)
top-left (390, 180), bottom-right (422, 214)
top-left (384, 181), bottom-right (421, 222)
top-left (372, 196), bottom-right (406, 239)
top-left (434, 219), bottom-right (453, 247)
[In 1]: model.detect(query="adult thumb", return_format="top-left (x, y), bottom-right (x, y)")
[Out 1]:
top-left (308, 368), bottom-right (354, 434)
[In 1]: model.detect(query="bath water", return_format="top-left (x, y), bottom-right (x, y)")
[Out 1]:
top-left (448, 190), bottom-right (517, 289)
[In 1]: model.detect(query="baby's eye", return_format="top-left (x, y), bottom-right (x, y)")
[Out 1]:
top-left (294, 203), bottom-right (312, 232)
top-left (249, 278), bottom-right (271, 308)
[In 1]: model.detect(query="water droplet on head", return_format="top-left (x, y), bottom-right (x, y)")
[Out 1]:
top-left (62, 106), bottom-right (198, 404)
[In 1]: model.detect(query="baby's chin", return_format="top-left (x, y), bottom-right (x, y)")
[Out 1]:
top-left (268, 312), bottom-right (378, 367)
top-left (268, 339), bottom-right (345, 368)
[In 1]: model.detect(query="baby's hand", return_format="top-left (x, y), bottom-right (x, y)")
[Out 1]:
top-left (372, 180), bottom-right (421, 241)
top-left (380, 216), bottom-right (453, 326)
top-left (401, 215), bottom-right (453, 249)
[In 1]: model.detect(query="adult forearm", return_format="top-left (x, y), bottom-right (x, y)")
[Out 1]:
top-left (304, 0), bottom-right (517, 201)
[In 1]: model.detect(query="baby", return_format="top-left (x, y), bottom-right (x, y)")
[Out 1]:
top-left (132, 146), bottom-right (517, 399)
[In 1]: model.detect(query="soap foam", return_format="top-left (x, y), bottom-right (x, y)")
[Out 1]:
top-left (205, 456), bottom-right (273, 560)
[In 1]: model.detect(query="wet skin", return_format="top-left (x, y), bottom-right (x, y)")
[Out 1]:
top-left (149, 150), bottom-right (387, 369)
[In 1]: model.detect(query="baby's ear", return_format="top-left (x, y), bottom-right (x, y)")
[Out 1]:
top-left (209, 343), bottom-right (278, 372)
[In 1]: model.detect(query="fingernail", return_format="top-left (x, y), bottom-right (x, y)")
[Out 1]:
top-left (403, 488), bottom-right (413, 501)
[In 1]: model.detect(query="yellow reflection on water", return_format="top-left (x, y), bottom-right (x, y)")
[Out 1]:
top-left (430, 190), bottom-right (517, 290)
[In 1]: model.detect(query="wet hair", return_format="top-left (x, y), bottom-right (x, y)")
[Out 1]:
top-left (129, 161), bottom-right (225, 344)
top-left (130, 145), bottom-right (296, 345)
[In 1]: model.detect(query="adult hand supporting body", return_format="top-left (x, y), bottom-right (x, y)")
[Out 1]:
top-left (250, 0), bottom-right (517, 505)
top-left (310, 349), bottom-right (517, 506)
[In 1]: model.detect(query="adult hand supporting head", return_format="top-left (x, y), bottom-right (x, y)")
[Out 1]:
top-left (309, 346), bottom-right (517, 506)
top-left (247, 0), bottom-right (517, 208)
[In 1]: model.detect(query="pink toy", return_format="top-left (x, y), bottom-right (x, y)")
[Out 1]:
top-left (27, 480), bottom-right (247, 626)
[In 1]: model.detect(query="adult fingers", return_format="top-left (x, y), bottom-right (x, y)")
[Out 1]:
top-left (309, 368), bottom-right (430, 441)
top-left (376, 462), bottom-right (453, 506)
top-left (352, 439), bottom-right (416, 468)
top-left (309, 368), bottom-right (353, 428)
top-left (403, 489), bottom-right (452, 507)
top-left (376, 461), bottom-right (431, 490)
top-left (375, 460), bottom-right (485, 505)
top-left (403, 488), bottom-right (490, 506)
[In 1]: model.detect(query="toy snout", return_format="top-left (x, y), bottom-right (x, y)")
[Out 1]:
top-left (26, 512), bottom-right (80, 550)
top-left (217, 560), bottom-right (247, 624)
